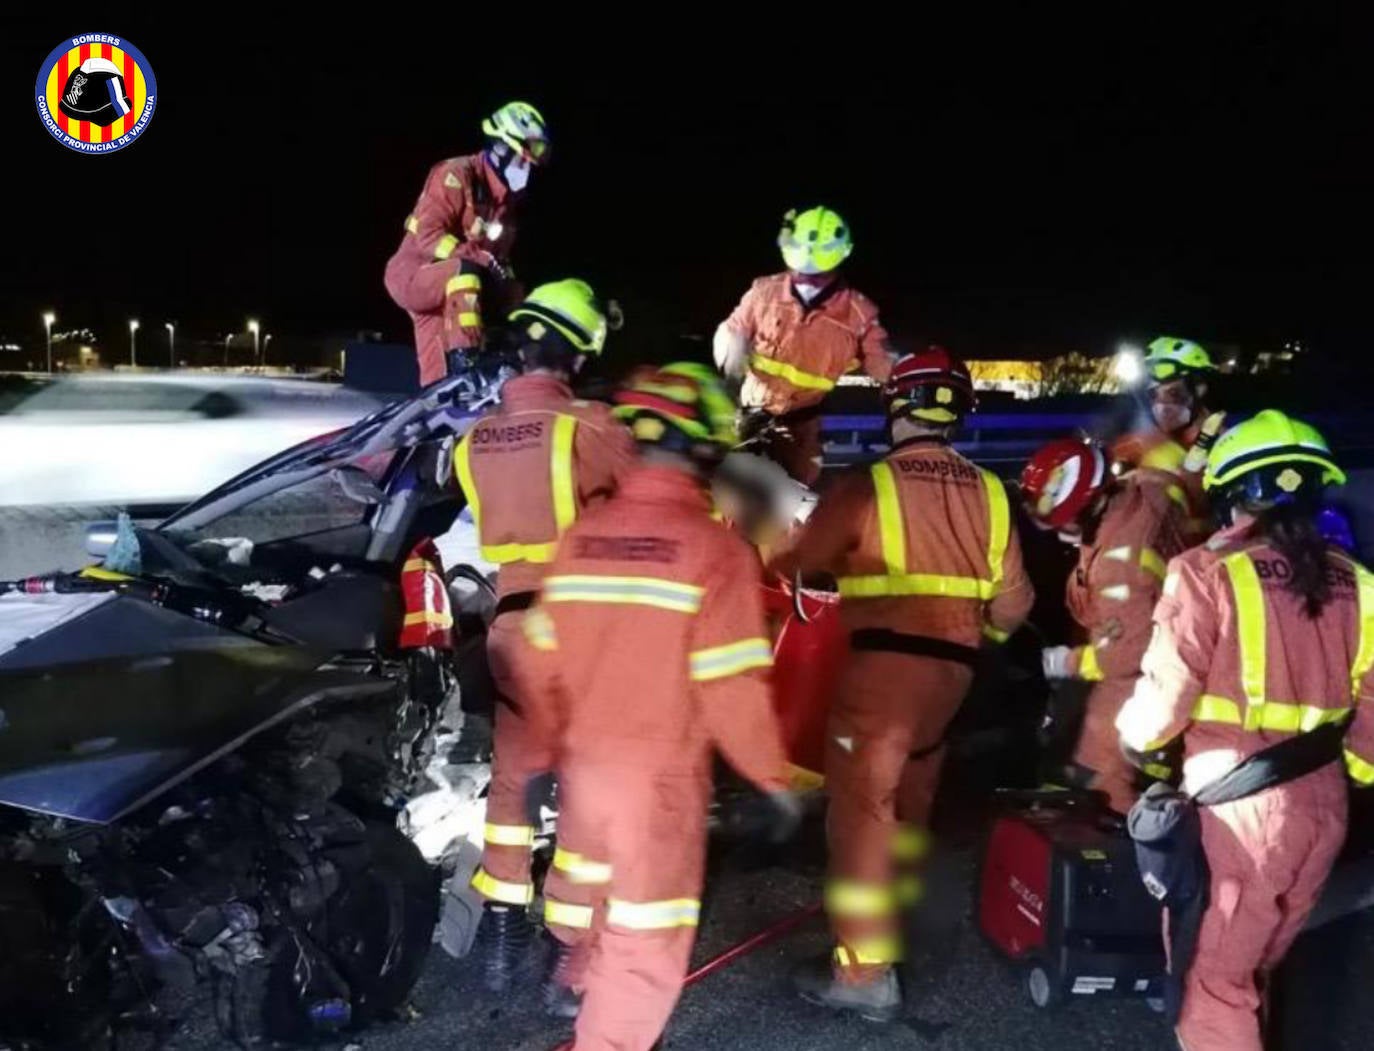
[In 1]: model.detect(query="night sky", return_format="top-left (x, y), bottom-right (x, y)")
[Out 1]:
top-left (1, 12), bottom-right (1367, 364)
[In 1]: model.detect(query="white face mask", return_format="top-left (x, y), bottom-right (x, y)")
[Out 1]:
top-left (793, 281), bottom-right (824, 303)
top-left (503, 156), bottom-right (531, 192)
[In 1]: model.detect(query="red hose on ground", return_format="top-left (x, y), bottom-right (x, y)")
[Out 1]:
top-left (684, 901), bottom-right (823, 987)
top-left (548, 902), bottom-right (823, 1050)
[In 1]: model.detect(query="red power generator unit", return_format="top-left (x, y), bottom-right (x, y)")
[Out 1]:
top-left (977, 793), bottom-right (1166, 1009)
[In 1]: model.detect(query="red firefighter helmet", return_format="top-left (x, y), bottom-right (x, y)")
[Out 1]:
top-left (883, 346), bottom-right (977, 425)
top-left (1021, 439), bottom-right (1109, 530)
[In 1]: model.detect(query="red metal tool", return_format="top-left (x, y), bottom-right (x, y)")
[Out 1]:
top-left (548, 902), bottom-right (823, 1049)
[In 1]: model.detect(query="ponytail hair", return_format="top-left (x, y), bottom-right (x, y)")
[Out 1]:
top-left (1257, 502), bottom-right (1332, 619)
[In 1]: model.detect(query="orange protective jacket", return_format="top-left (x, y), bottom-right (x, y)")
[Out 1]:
top-left (724, 273), bottom-right (893, 416)
top-left (1118, 524), bottom-right (1374, 791)
top-left (771, 439), bottom-right (1034, 648)
top-left (453, 374), bottom-right (637, 600)
top-left (390, 153), bottom-right (518, 276)
top-left (1061, 470), bottom-right (1191, 683)
top-left (1111, 420), bottom-right (1214, 544)
top-left (521, 466), bottom-right (791, 790)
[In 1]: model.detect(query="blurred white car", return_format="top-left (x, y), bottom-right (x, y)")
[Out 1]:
top-left (0, 373), bottom-right (386, 508)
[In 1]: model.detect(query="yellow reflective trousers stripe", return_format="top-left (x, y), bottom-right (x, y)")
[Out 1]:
top-left (434, 233), bottom-right (459, 260)
top-left (834, 936), bottom-right (903, 967)
top-left (606, 898), bottom-right (700, 930)
top-left (553, 847), bottom-right (612, 885)
top-left (545, 899), bottom-right (595, 929)
top-left (471, 867), bottom-right (533, 905)
top-left (825, 880), bottom-right (895, 918)
top-left (483, 823), bottom-right (535, 847)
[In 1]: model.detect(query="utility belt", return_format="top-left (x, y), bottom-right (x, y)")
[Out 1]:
top-left (850, 628), bottom-right (982, 762)
top-left (1126, 715), bottom-right (1351, 1022)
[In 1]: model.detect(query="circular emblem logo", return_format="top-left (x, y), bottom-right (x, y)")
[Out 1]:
top-left (35, 33), bottom-right (156, 154)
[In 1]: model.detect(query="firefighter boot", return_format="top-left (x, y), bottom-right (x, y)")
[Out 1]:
top-left (793, 954), bottom-right (902, 1023)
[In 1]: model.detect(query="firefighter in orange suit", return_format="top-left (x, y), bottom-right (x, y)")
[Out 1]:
top-left (1021, 439), bottom-right (1190, 813)
top-left (520, 362), bottom-right (800, 1050)
top-left (1118, 411), bottom-right (1374, 1051)
top-left (454, 280), bottom-right (636, 990)
top-left (712, 206), bottom-right (894, 485)
top-left (772, 347), bottom-right (1034, 1020)
top-left (385, 102), bottom-right (548, 385)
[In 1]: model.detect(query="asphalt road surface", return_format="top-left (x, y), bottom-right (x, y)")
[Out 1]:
top-left (5, 509), bottom-right (1374, 1051)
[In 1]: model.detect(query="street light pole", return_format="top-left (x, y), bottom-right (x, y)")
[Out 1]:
top-left (263, 333), bottom-right (273, 366)
top-left (129, 319), bottom-right (140, 367)
top-left (42, 312), bottom-right (55, 373)
top-left (247, 319), bottom-right (261, 367)
top-left (165, 322), bottom-right (175, 368)
top-left (223, 333), bottom-right (233, 367)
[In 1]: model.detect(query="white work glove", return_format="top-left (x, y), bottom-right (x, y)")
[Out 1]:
top-left (1042, 645), bottom-right (1075, 681)
top-left (712, 324), bottom-right (752, 379)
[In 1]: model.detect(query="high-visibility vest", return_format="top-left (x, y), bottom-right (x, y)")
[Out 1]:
top-left (836, 460), bottom-right (1010, 601)
top-left (1188, 549), bottom-right (1374, 784)
top-left (453, 413), bottom-right (579, 565)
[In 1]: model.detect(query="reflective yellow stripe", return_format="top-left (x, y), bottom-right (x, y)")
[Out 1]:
top-left (553, 847), bottom-right (612, 885)
top-left (1143, 762), bottom-right (1173, 781)
top-left (544, 575), bottom-right (704, 613)
top-left (454, 435), bottom-right (481, 529)
top-left (689, 637), bottom-right (774, 681)
top-left (748, 353), bottom-right (836, 391)
top-left (1100, 584), bottom-right (1132, 602)
top-left (1193, 694), bottom-right (1242, 725)
top-left (838, 460), bottom-right (997, 600)
top-left (982, 469), bottom-right (1010, 590)
top-left (484, 823), bottom-right (536, 847)
top-left (403, 558), bottom-right (435, 573)
top-left (480, 540), bottom-right (558, 565)
top-left (523, 608), bottom-right (558, 652)
top-left (837, 574), bottom-right (995, 600)
top-left (446, 272), bottom-right (482, 295)
top-left (983, 623), bottom-right (1010, 643)
top-left (1142, 441), bottom-right (1185, 472)
top-left (405, 215), bottom-right (419, 234)
top-left (545, 899), bottom-right (595, 929)
top-left (471, 868), bottom-right (533, 905)
top-left (825, 881), bottom-right (895, 919)
top-left (834, 936), bottom-right (903, 967)
top-left (551, 414), bottom-right (578, 534)
top-left (404, 609), bottom-right (453, 628)
top-left (1103, 546), bottom-right (1133, 563)
top-left (892, 825), bottom-right (931, 863)
top-left (458, 311), bottom-right (481, 327)
top-left (1140, 548), bottom-right (1169, 582)
top-left (606, 898), bottom-right (700, 930)
top-left (1350, 563), bottom-right (1374, 695)
top-left (1078, 644), bottom-right (1105, 682)
top-left (1166, 484), bottom-right (1190, 512)
top-left (895, 874), bottom-right (925, 906)
top-left (1225, 553), bottom-right (1268, 707)
top-left (434, 233), bottom-right (459, 260)
top-left (1346, 748), bottom-right (1374, 786)
top-left (871, 463), bottom-right (906, 575)
top-left (1192, 694), bottom-right (1351, 733)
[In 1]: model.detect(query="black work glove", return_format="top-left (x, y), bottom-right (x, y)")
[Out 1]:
top-left (722, 789), bottom-right (803, 844)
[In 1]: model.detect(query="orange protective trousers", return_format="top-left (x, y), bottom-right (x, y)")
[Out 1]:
top-left (1177, 771), bottom-right (1346, 1051)
top-left (825, 651), bottom-right (974, 983)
